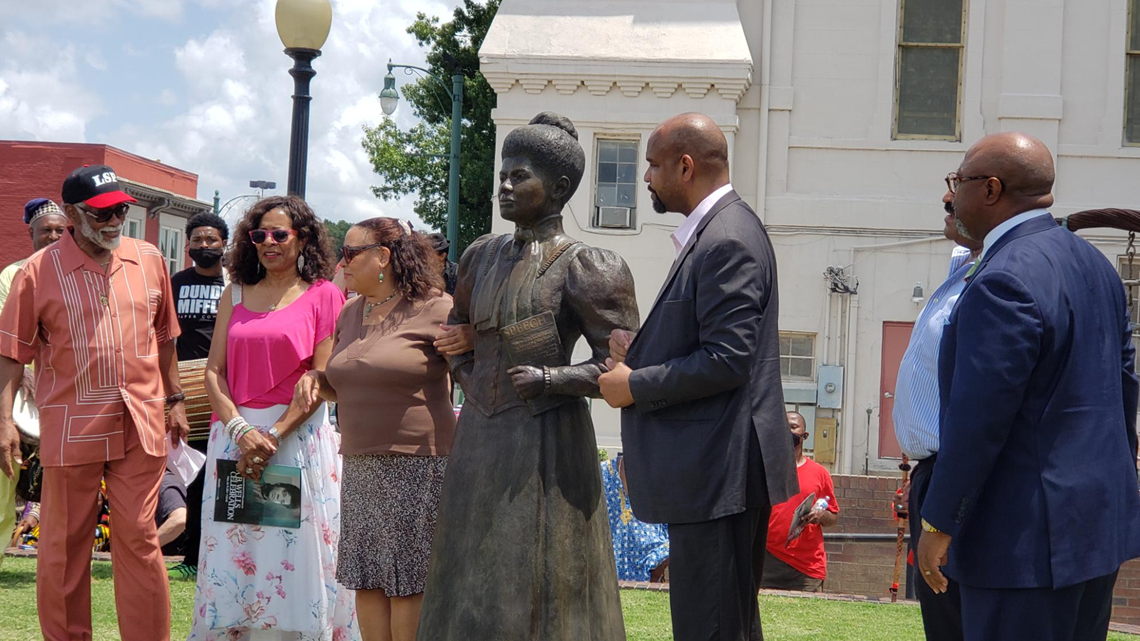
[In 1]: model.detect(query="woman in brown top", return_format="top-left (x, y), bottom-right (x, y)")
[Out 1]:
top-left (294, 217), bottom-right (457, 641)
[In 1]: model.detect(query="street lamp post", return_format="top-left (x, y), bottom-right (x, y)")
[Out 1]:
top-left (381, 58), bottom-right (464, 263)
top-left (274, 0), bottom-right (332, 200)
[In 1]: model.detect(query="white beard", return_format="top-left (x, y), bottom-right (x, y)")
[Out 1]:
top-left (79, 213), bottom-right (121, 251)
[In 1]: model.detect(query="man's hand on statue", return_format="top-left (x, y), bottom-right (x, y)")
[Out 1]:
top-left (507, 365), bottom-right (545, 400)
top-left (294, 371), bottom-right (321, 413)
top-left (917, 529), bottom-right (952, 593)
top-left (0, 417), bottom-right (21, 480)
top-left (167, 401), bottom-right (189, 448)
top-left (598, 360), bottom-right (634, 408)
top-left (608, 329), bottom-right (636, 364)
top-left (434, 324), bottom-right (476, 356)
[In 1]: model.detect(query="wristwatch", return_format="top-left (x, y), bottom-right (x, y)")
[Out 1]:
top-left (266, 426), bottom-right (281, 444)
top-left (921, 518), bottom-right (941, 534)
top-left (164, 392), bottom-right (186, 405)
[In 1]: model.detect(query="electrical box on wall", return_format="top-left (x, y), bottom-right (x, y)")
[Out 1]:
top-left (817, 365), bottom-right (844, 409)
top-left (814, 417), bottom-right (837, 464)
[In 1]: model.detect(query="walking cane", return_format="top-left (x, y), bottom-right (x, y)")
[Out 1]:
top-left (889, 455), bottom-right (911, 603)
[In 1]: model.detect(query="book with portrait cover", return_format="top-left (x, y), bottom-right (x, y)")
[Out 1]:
top-left (214, 460), bottom-right (303, 529)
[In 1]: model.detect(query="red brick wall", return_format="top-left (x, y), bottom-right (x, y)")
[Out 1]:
top-left (823, 474), bottom-right (1140, 625)
top-left (823, 474), bottom-right (909, 599)
top-left (0, 141), bottom-right (199, 267)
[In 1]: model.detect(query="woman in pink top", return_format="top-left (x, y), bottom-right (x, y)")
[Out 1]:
top-left (187, 196), bottom-right (358, 641)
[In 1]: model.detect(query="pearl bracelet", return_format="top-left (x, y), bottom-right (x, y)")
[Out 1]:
top-left (226, 416), bottom-right (249, 442)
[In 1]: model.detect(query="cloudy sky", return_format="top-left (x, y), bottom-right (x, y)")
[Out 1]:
top-left (0, 0), bottom-right (459, 228)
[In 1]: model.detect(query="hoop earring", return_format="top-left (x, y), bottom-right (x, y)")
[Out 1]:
top-left (378, 272), bottom-right (385, 283)
top-left (296, 254), bottom-right (306, 272)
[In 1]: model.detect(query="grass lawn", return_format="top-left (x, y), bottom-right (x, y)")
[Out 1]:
top-left (1, 556), bottom-right (1136, 640)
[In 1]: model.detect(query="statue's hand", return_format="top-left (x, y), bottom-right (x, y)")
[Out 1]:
top-left (507, 365), bottom-right (546, 400)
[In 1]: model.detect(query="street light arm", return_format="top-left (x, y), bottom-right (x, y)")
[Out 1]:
top-left (388, 63), bottom-right (455, 102)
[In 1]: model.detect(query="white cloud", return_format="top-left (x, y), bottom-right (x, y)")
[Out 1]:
top-left (85, 51), bottom-right (108, 71)
top-left (2, 0), bottom-right (461, 228)
top-left (5, 0), bottom-right (187, 23)
top-left (114, 0), bottom-right (456, 226)
top-left (0, 31), bottom-right (102, 141)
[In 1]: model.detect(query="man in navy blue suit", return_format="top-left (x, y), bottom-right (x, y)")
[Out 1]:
top-left (917, 132), bottom-right (1140, 640)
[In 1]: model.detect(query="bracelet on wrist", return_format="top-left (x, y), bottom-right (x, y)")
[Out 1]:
top-left (543, 366), bottom-right (552, 391)
top-left (164, 392), bottom-right (186, 405)
top-left (921, 518), bottom-right (941, 534)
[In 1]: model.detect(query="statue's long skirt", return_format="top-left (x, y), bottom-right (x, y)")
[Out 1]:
top-left (416, 398), bottom-right (626, 641)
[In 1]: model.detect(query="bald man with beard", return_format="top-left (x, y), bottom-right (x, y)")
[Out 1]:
top-left (917, 133), bottom-right (1140, 640)
top-left (599, 113), bottom-right (797, 641)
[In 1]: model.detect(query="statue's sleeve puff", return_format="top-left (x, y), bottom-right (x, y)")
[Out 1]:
top-left (547, 246), bottom-right (640, 398)
top-left (447, 233), bottom-right (498, 377)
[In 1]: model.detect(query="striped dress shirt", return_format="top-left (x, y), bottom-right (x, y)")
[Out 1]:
top-left (892, 247), bottom-right (974, 460)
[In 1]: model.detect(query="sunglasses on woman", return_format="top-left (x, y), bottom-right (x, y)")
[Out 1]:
top-left (76, 203), bottom-right (130, 224)
top-left (341, 242), bottom-right (383, 263)
top-left (249, 229), bottom-right (298, 244)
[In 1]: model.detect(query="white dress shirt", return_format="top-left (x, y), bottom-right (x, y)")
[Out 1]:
top-left (670, 183), bottom-right (734, 257)
top-left (979, 208), bottom-right (1052, 262)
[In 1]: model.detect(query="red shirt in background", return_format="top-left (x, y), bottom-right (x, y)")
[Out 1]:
top-left (766, 457), bottom-right (840, 579)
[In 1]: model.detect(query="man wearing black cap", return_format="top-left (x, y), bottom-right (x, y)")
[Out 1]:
top-left (0, 164), bottom-right (185, 641)
top-left (0, 198), bottom-right (68, 560)
top-left (428, 232), bottom-right (457, 296)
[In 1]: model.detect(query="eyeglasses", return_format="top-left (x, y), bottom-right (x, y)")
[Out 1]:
top-left (945, 172), bottom-right (995, 194)
top-left (76, 203), bottom-right (130, 224)
top-left (249, 229), bottom-right (297, 244)
top-left (341, 242), bottom-right (383, 263)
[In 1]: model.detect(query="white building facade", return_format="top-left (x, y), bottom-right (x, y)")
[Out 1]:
top-left (478, 0), bottom-right (1140, 473)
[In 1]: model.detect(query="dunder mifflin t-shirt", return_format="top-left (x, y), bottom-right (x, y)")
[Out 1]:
top-left (171, 267), bottom-right (225, 361)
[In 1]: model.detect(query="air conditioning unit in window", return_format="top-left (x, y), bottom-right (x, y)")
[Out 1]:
top-left (597, 207), bottom-right (633, 229)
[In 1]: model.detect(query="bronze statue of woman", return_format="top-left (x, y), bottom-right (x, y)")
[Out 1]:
top-left (416, 113), bottom-right (636, 640)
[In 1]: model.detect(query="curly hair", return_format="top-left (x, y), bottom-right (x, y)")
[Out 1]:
top-left (353, 217), bottom-right (443, 301)
top-left (227, 196), bottom-right (335, 286)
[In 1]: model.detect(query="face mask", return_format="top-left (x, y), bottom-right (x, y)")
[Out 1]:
top-left (189, 247), bottom-right (223, 268)
top-left (792, 433), bottom-right (804, 447)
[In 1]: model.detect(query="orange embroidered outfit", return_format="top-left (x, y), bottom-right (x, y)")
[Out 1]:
top-left (0, 229), bottom-right (180, 641)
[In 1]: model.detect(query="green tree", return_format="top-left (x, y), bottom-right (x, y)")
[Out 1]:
top-left (324, 219), bottom-right (353, 259)
top-left (362, 0), bottom-right (499, 257)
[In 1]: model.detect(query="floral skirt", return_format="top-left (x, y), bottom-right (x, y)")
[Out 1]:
top-left (186, 404), bottom-right (360, 641)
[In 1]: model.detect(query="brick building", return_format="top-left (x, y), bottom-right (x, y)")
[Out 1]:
top-left (0, 141), bottom-right (211, 273)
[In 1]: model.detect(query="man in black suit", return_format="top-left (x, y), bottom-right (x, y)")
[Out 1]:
top-left (599, 113), bottom-right (798, 641)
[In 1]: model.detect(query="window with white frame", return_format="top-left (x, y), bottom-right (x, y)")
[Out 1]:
top-left (779, 332), bottom-right (816, 380)
top-left (159, 226), bottom-right (183, 274)
top-left (1126, 0), bottom-right (1140, 144)
top-left (593, 139), bottom-right (638, 229)
top-left (894, 0), bottom-right (966, 140)
top-left (125, 218), bottom-right (143, 240)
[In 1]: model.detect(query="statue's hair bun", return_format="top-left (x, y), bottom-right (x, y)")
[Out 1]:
top-left (528, 112), bottom-right (579, 141)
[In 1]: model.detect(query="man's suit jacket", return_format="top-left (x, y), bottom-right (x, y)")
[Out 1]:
top-left (923, 213), bottom-right (1140, 589)
top-left (620, 190), bottom-right (798, 525)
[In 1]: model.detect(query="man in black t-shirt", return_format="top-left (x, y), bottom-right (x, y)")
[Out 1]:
top-left (167, 212), bottom-right (227, 580)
